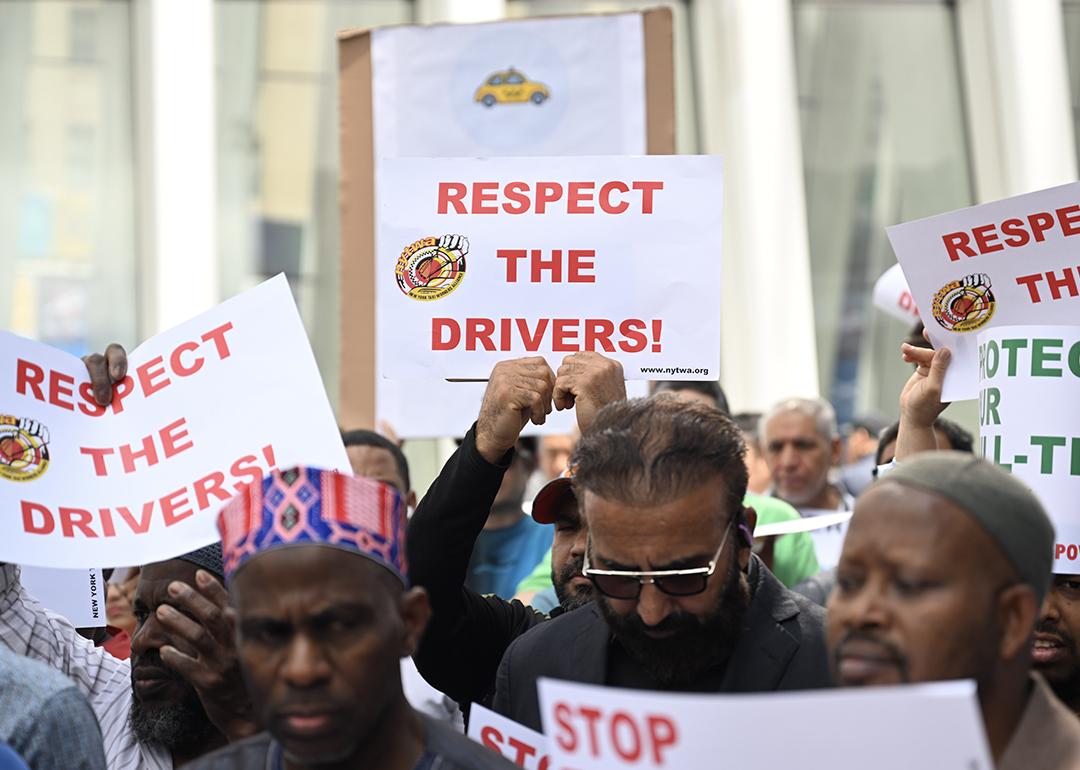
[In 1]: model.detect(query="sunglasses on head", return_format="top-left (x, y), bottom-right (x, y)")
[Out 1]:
top-left (582, 519), bottom-right (734, 600)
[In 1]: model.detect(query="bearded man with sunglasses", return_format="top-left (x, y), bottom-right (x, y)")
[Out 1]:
top-left (492, 397), bottom-right (830, 730)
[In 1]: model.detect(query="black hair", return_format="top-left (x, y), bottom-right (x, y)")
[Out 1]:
top-left (340, 429), bottom-right (411, 492)
top-left (649, 381), bottom-right (730, 415)
top-left (572, 396), bottom-right (748, 521)
top-left (875, 418), bottom-right (975, 465)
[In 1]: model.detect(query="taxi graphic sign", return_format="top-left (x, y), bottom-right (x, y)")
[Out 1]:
top-left (0, 416), bottom-right (50, 482)
top-left (396, 234), bottom-right (469, 302)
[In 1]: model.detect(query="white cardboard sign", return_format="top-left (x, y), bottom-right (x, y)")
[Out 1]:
top-left (976, 324), bottom-right (1080, 571)
top-left (370, 13), bottom-right (649, 439)
top-left (886, 182), bottom-right (1080, 401)
top-left (538, 678), bottom-right (991, 770)
top-left (0, 275), bottom-right (350, 568)
top-left (872, 263), bottom-right (920, 323)
top-left (468, 704), bottom-right (551, 770)
top-left (20, 566), bottom-right (106, 628)
top-left (377, 155), bottom-right (723, 381)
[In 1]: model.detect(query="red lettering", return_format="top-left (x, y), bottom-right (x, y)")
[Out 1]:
top-left (497, 249), bottom-right (527, 282)
top-left (551, 319), bottom-right (579, 352)
top-left (49, 372), bottom-right (76, 411)
top-left (438, 182), bottom-right (467, 214)
top-left (21, 501), bottom-right (54, 534)
top-left (498, 319), bottom-right (513, 352)
top-left (161, 418), bottom-right (195, 459)
top-left (1058, 544), bottom-right (1067, 559)
top-left (554, 703), bottom-right (577, 752)
top-left (502, 181), bottom-right (530, 215)
top-left (170, 341), bottom-right (205, 377)
top-left (80, 446), bottom-right (115, 477)
top-left (647, 715), bottom-right (678, 763)
top-left (972, 224), bottom-right (1003, 254)
top-left (120, 435), bottom-right (160, 473)
top-left (942, 231), bottom-right (975, 261)
top-left (1070, 544), bottom-right (1080, 561)
top-left (567, 182), bottom-right (595, 214)
top-left (116, 503), bottom-right (154, 534)
top-left (230, 455), bottom-right (264, 492)
top-left (201, 322), bottom-right (234, 360)
top-left (1046, 267), bottom-right (1079, 300)
top-left (535, 182), bottom-right (563, 214)
top-left (16, 360), bottom-right (46, 401)
top-left (610, 712), bottom-right (642, 762)
top-left (194, 471), bottom-right (231, 510)
top-left (432, 318), bottom-right (460, 351)
top-left (619, 319), bottom-right (648, 352)
top-left (531, 248), bottom-right (562, 283)
top-left (466, 318), bottom-right (497, 352)
top-left (517, 318), bottom-right (548, 352)
top-left (579, 707), bottom-right (603, 758)
top-left (136, 355), bottom-right (171, 397)
top-left (632, 181), bottom-right (663, 213)
top-left (1001, 218), bottom-right (1031, 247)
top-left (567, 250), bottom-right (595, 283)
top-left (99, 507), bottom-right (116, 538)
top-left (110, 376), bottom-right (135, 414)
top-left (473, 181), bottom-right (499, 214)
top-left (160, 487), bottom-right (193, 526)
top-left (507, 737), bottom-right (538, 765)
top-left (1059, 205), bottom-right (1080, 236)
top-left (77, 382), bottom-right (106, 417)
top-left (1029, 211), bottom-right (1056, 242)
top-left (59, 507), bottom-right (98, 538)
top-left (599, 181), bottom-right (629, 214)
top-left (585, 319), bottom-right (616, 352)
top-left (480, 726), bottom-right (504, 754)
top-left (1016, 273), bottom-right (1045, 303)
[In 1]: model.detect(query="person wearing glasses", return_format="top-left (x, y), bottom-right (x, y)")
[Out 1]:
top-left (491, 397), bottom-right (830, 731)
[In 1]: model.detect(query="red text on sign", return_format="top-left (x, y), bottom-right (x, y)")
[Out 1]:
top-left (80, 417), bottom-right (195, 477)
top-left (497, 249), bottom-right (596, 283)
top-left (432, 318), bottom-right (663, 354)
top-left (1015, 267), bottom-right (1080, 304)
top-left (437, 181), bottom-right (664, 216)
top-left (15, 321), bottom-right (235, 417)
top-left (553, 702), bottom-right (678, 765)
top-left (941, 205), bottom-right (1080, 261)
top-left (480, 727), bottom-right (550, 770)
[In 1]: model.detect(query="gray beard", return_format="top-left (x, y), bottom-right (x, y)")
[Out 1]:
top-left (128, 687), bottom-right (218, 753)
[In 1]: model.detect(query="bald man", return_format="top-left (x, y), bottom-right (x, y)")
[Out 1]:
top-left (828, 453), bottom-right (1080, 769)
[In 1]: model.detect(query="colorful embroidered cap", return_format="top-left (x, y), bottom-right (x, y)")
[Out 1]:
top-left (217, 466), bottom-right (408, 584)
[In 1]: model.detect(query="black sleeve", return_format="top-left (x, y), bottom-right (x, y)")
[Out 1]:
top-left (407, 423), bottom-right (548, 706)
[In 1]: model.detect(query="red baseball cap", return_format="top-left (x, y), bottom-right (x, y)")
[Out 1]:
top-left (531, 468), bottom-right (577, 524)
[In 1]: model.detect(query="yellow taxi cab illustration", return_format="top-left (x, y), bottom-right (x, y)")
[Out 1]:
top-left (474, 68), bottom-right (549, 106)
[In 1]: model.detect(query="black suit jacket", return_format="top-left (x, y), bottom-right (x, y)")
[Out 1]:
top-left (492, 555), bottom-right (831, 730)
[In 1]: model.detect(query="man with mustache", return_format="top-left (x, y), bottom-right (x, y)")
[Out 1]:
top-left (185, 468), bottom-right (514, 770)
top-left (492, 397), bottom-right (830, 730)
top-left (828, 452), bottom-right (1080, 768)
top-left (408, 353), bottom-right (624, 709)
top-left (1035, 576), bottom-right (1080, 716)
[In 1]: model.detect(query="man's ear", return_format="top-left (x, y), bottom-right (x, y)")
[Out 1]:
top-left (830, 436), bottom-right (843, 466)
top-left (997, 584), bottom-right (1039, 662)
top-left (399, 586), bottom-right (432, 657)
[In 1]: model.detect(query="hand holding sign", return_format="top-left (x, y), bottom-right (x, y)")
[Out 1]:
top-left (895, 343), bottom-right (952, 460)
top-left (553, 352), bottom-right (626, 434)
top-left (82, 344), bottom-right (128, 407)
top-left (475, 357), bottom-right (557, 463)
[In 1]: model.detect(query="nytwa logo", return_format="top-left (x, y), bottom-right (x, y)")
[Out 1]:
top-left (932, 273), bottom-right (996, 333)
top-left (0, 415), bottom-right (51, 482)
top-left (396, 235), bottom-right (469, 302)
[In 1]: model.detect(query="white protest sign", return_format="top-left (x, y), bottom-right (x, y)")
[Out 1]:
top-left (886, 182), bottom-right (1080, 401)
top-left (872, 263), bottom-right (920, 323)
top-left (0, 275), bottom-right (350, 568)
top-left (468, 704), bottom-right (550, 770)
top-left (20, 566), bottom-right (106, 628)
top-left (976, 324), bottom-right (1080, 571)
top-left (538, 678), bottom-right (992, 770)
top-left (753, 511), bottom-right (852, 538)
top-left (368, 12), bottom-right (650, 439)
top-left (377, 155), bottom-right (723, 381)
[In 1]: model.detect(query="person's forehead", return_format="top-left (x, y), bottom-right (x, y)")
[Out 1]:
top-left (583, 480), bottom-right (727, 557)
top-left (346, 445), bottom-right (405, 489)
top-left (541, 435), bottom-right (575, 453)
top-left (665, 389), bottom-right (717, 409)
top-left (764, 410), bottom-right (820, 441)
top-left (232, 545), bottom-right (389, 611)
top-left (136, 559), bottom-right (199, 602)
top-left (844, 483), bottom-right (990, 568)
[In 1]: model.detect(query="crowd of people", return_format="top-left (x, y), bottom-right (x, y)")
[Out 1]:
top-left (1, 326), bottom-right (1078, 770)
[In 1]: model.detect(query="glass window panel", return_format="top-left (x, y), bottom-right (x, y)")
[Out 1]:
top-left (0, 1), bottom-right (137, 356)
top-left (794, 0), bottom-right (974, 424)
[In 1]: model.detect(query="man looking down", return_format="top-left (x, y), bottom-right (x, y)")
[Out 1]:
top-left (493, 397), bottom-right (829, 730)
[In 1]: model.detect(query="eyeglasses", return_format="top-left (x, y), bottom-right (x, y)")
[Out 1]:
top-left (582, 520), bottom-right (733, 600)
